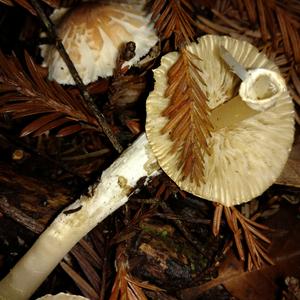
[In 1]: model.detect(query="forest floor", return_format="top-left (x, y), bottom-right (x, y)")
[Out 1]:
top-left (0, 0), bottom-right (300, 299)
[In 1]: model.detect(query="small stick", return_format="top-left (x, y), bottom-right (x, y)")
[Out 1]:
top-left (212, 203), bottom-right (223, 236)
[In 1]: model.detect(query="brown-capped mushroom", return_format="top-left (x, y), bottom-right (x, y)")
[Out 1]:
top-left (146, 34), bottom-right (295, 206)
top-left (40, 2), bottom-right (158, 84)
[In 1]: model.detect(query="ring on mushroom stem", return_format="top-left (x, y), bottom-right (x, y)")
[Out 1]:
top-left (40, 2), bottom-right (158, 85)
top-left (239, 68), bottom-right (287, 111)
top-left (219, 45), bottom-right (287, 111)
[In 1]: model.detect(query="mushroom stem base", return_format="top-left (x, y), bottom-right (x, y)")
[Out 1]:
top-left (0, 133), bottom-right (159, 300)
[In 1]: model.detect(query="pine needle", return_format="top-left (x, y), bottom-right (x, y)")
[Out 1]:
top-left (161, 49), bottom-right (213, 185)
top-left (0, 51), bottom-right (99, 137)
top-left (152, 0), bottom-right (196, 49)
top-left (213, 204), bottom-right (274, 270)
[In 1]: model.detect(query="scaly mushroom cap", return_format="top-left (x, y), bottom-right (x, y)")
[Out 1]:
top-left (146, 35), bottom-right (295, 206)
top-left (40, 2), bottom-right (158, 84)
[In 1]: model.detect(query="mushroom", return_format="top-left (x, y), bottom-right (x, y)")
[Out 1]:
top-left (40, 1), bottom-right (158, 84)
top-left (36, 293), bottom-right (88, 300)
top-left (0, 35), bottom-right (294, 299)
top-left (146, 34), bottom-right (295, 206)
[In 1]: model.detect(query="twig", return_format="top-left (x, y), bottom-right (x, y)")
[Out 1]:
top-left (29, 0), bottom-right (123, 153)
top-left (212, 203), bottom-right (223, 236)
top-left (0, 196), bottom-right (45, 234)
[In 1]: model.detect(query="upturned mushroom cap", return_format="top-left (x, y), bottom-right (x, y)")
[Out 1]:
top-left (36, 293), bottom-right (88, 300)
top-left (40, 2), bottom-right (158, 84)
top-left (146, 35), bottom-right (295, 206)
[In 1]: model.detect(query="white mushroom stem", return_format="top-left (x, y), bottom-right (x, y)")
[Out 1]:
top-left (0, 134), bottom-right (159, 300)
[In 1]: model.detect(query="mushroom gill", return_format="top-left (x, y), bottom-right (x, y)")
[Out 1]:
top-left (146, 35), bottom-right (295, 206)
top-left (40, 2), bottom-right (158, 84)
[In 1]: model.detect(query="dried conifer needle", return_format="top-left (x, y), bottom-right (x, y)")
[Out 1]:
top-left (161, 49), bottom-right (212, 184)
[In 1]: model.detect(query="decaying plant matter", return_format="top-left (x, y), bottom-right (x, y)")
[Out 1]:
top-left (213, 204), bottom-right (274, 270)
top-left (109, 243), bottom-right (164, 300)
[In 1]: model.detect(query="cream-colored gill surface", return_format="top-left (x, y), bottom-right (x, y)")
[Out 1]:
top-left (146, 35), bottom-right (294, 206)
